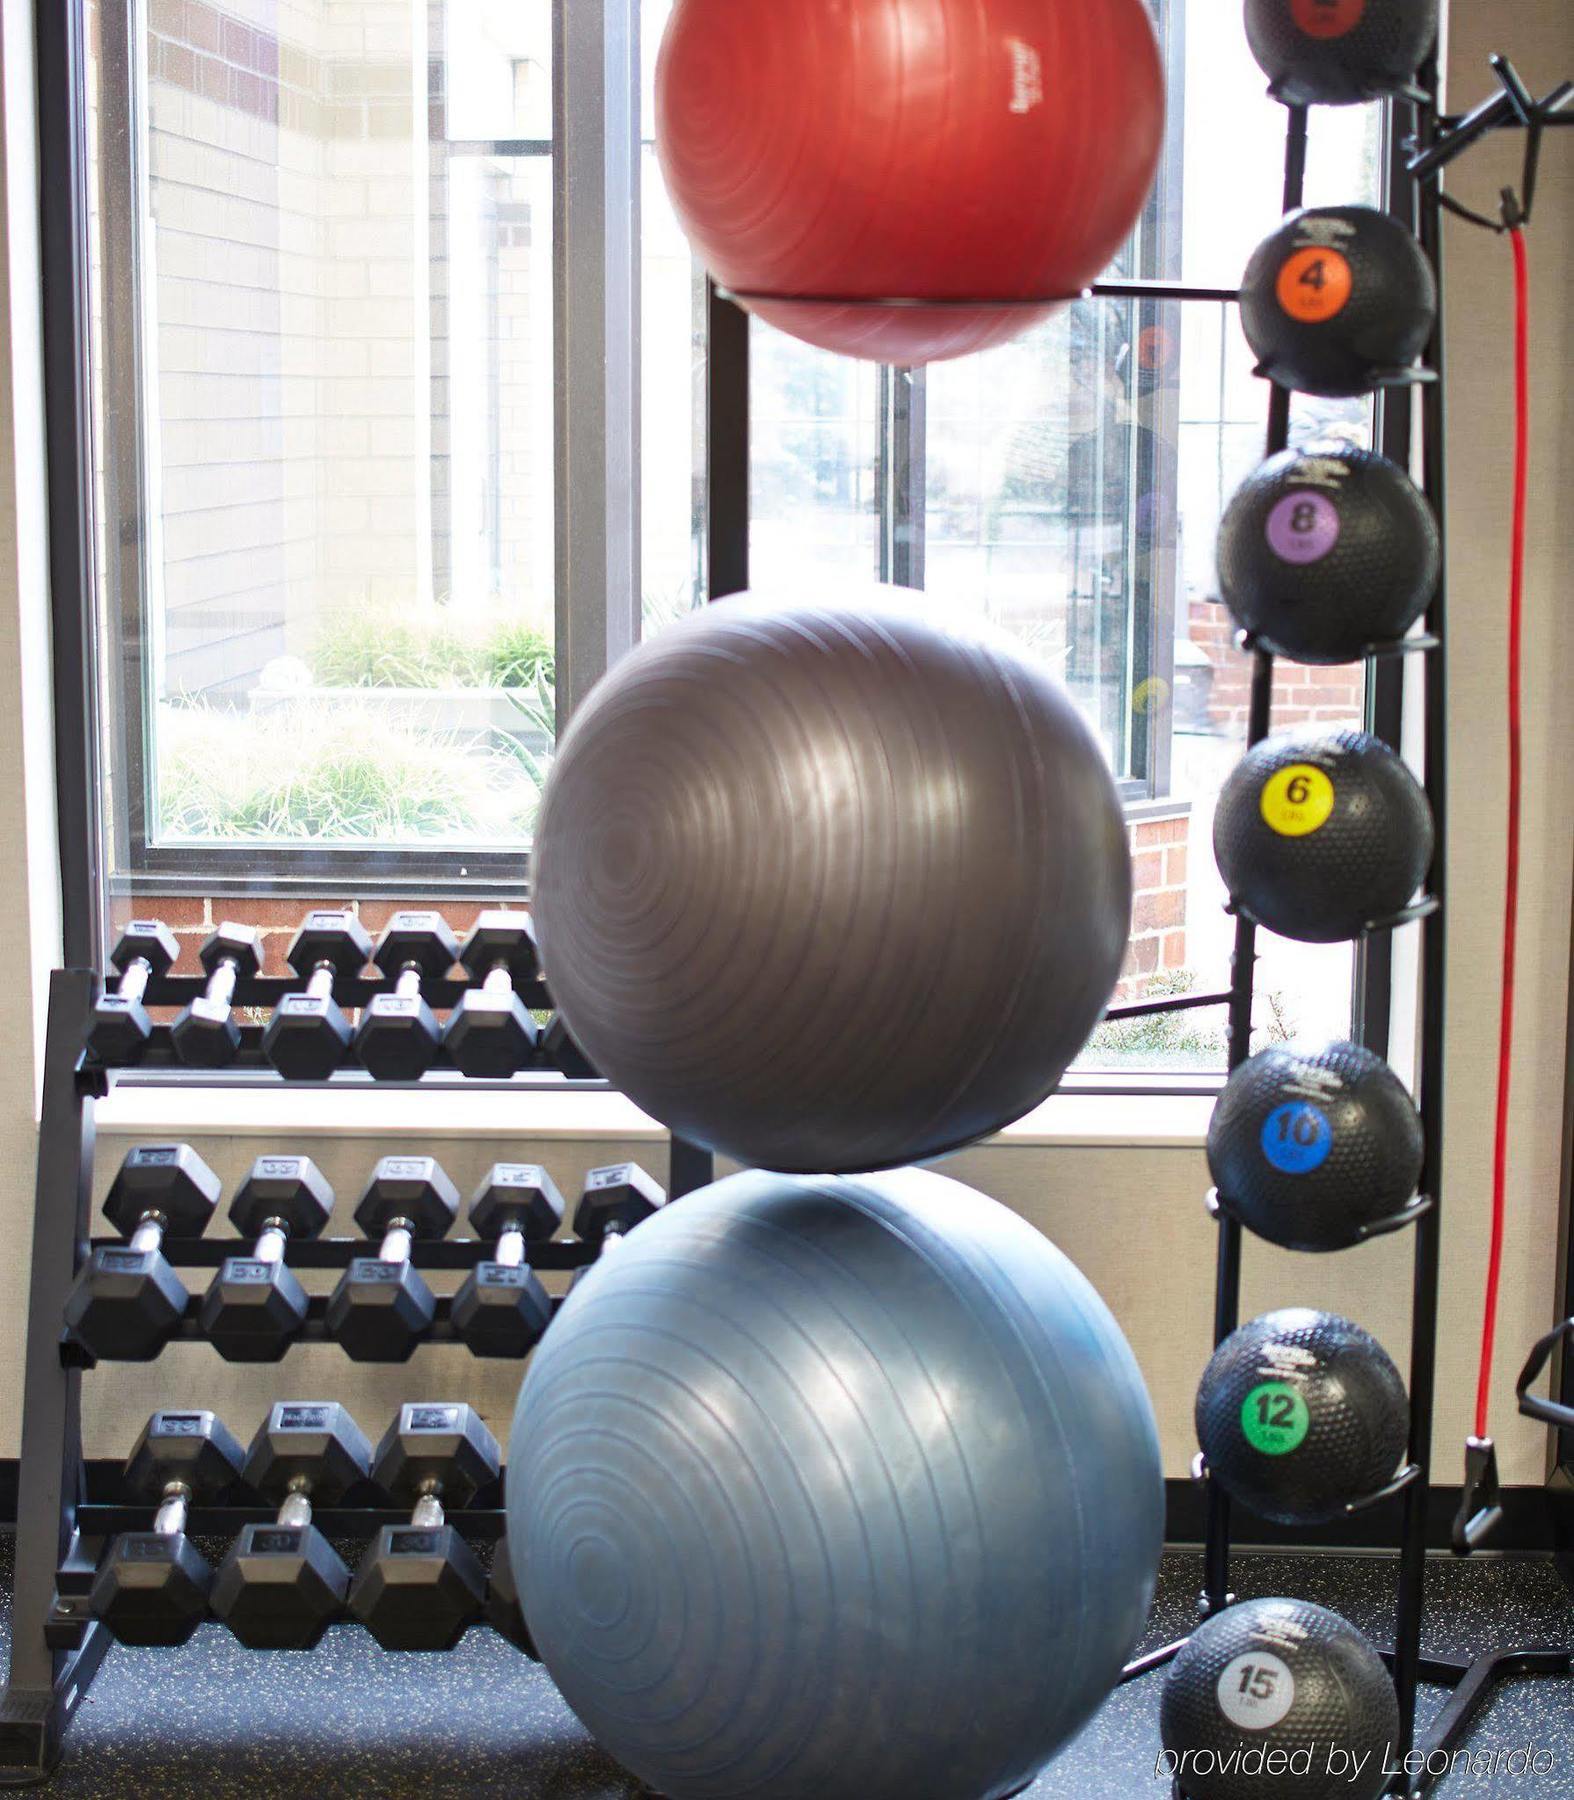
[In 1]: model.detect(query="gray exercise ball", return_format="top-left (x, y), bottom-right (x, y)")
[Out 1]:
top-left (531, 589), bottom-right (1132, 1173)
top-left (509, 1167), bottom-right (1165, 1800)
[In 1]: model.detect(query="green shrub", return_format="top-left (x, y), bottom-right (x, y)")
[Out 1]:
top-left (309, 602), bottom-right (555, 692)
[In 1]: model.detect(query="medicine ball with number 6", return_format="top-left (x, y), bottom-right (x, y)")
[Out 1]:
top-left (1213, 730), bottom-right (1433, 943)
top-left (1209, 1043), bottom-right (1424, 1251)
top-left (1240, 207), bottom-right (1436, 398)
top-left (1161, 1598), bottom-right (1399, 1800)
top-left (1245, 0), bottom-right (1440, 108)
top-left (1197, 1310), bottom-right (1409, 1526)
top-left (1217, 445), bottom-right (1439, 663)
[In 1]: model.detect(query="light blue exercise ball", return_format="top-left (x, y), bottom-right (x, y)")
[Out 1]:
top-left (509, 1167), bottom-right (1164, 1800)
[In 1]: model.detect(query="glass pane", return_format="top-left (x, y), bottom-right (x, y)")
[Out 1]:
top-left (91, 0), bottom-right (555, 872)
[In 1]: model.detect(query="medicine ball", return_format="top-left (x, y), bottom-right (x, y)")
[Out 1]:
top-left (1216, 444), bottom-right (1439, 663)
top-left (655, 0), bottom-right (1165, 365)
top-left (532, 589), bottom-right (1132, 1174)
top-left (1245, 0), bottom-right (1440, 109)
top-left (511, 1167), bottom-right (1165, 1800)
top-left (1213, 729), bottom-right (1434, 943)
top-left (1209, 1042), bottom-right (1424, 1251)
top-left (1196, 1309), bottom-right (1410, 1525)
top-left (1240, 207), bottom-right (1436, 398)
top-left (1161, 1598), bottom-right (1399, 1800)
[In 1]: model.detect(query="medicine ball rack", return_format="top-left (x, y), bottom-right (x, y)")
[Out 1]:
top-left (0, 958), bottom-right (719, 1785)
top-left (1139, 54), bottom-right (1574, 1800)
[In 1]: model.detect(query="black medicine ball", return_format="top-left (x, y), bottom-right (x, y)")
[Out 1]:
top-left (1161, 1597), bottom-right (1399, 1800)
top-left (1213, 729), bottom-right (1433, 943)
top-left (1217, 445), bottom-right (1439, 663)
top-left (1209, 1042), bottom-right (1423, 1251)
top-left (1196, 1309), bottom-right (1409, 1526)
top-left (1240, 207), bottom-right (1436, 398)
top-left (1245, 0), bottom-right (1440, 108)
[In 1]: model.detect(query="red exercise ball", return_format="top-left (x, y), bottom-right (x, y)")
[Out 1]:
top-left (655, 0), bottom-right (1167, 366)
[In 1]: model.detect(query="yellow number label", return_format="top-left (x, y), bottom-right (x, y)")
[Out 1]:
top-left (1260, 765), bottom-right (1335, 838)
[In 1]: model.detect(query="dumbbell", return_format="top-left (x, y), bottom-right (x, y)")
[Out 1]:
top-left (199, 1155), bottom-right (335, 1362)
top-left (570, 1163), bottom-right (668, 1291)
top-left (90, 1409), bottom-right (245, 1646)
top-left (88, 921), bottom-right (180, 1064)
top-left (64, 1144), bottom-right (221, 1360)
top-left (541, 1012), bottom-right (598, 1079)
top-left (452, 1164), bottom-right (560, 1358)
top-left (325, 1156), bottom-right (459, 1361)
top-left (443, 912), bottom-right (540, 1079)
top-left (354, 913), bottom-right (459, 1081)
top-left (172, 922), bottom-right (262, 1068)
top-left (211, 1402), bottom-right (371, 1650)
top-left (487, 1536), bottom-right (539, 1660)
top-left (264, 911), bottom-right (374, 1080)
top-left (348, 1403), bottom-right (497, 1650)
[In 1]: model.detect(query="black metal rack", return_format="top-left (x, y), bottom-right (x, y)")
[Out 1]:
top-left (0, 963), bottom-right (718, 1785)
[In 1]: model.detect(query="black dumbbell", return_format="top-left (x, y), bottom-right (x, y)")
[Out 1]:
top-left (88, 922), bottom-right (180, 1064)
top-left (325, 1156), bottom-right (459, 1361)
top-left (64, 1144), bottom-right (221, 1360)
top-left (90, 1409), bottom-right (245, 1646)
top-left (264, 911), bottom-right (374, 1080)
top-left (211, 1402), bottom-right (371, 1650)
top-left (354, 913), bottom-right (459, 1081)
top-left (570, 1163), bottom-right (668, 1291)
top-left (443, 912), bottom-right (540, 1079)
top-left (199, 1155), bottom-right (335, 1362)
top-left (487, 1536), bottom-right (539, 1660)
top-left (541, 1012), bottom-right (598, 1079)
top-left (172, 923), bottom-right (262, 1068)
top-left (349, 1403), bottom-right (497, 1651)
top-left (452, 1164), bottom-right (560, 1358)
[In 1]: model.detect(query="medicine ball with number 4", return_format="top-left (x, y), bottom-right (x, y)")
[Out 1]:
top-left (1240, 206), bottom-right (1436, 397)
top-left (1197, 1310), bottom-right (1410, 1526)
top-left (1213, 730), bottom-right (1433, 943)
top-left (1217, 445), bottom-right (1439, 663)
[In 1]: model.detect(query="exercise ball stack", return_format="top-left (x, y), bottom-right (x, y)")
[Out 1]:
top-left (511, 1170), bottom-right (1164, 1800)
top-left (654, 0), bottom-right (1166, 364)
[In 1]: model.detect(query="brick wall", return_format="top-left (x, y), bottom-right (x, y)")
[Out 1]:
top-left (1188, 597), bottom-right (1367, 734)
top-left (1116, 808), bottom-right (1191, 1004)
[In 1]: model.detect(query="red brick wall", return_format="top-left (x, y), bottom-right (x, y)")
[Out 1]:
top-left (1188, 598), bottom-right (1366, 735)
top-left (1116, 809), bottom-right (1191, 1003)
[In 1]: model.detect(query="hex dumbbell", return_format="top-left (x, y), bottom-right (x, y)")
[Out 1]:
top-left (199, 1155), bottom-right (335, 1362)
top-left (325, 1156), bottom-right (459, 1361)
top-left (486, 1536), bottom-right (539, 1660)
top-left (88, 922), bottom-right (180, 1064)
top-left (90, 1410), bottom-right (245, 1646)
top-left (570, 1163), bottom-right (668, 1291)
top-left (263, 911), bottom-right (374, 1080)
top-left (541, 1013), bottom-right (597, 1079)
top-left (172, 922), bottom-right (262, 1068)
top-left (452, 1164), bottom-right (559, 1358)
top-left (354, 913), bottom-right (459, 1081)
top-left (443, 912), bottom-right (540, 1079)
top-left (348, 1403), bottom-right (497, 1651)
top-left (211, 1402), bottom-right (372, 1650)
top-left (64, 1144), bottom-right (221, 1360)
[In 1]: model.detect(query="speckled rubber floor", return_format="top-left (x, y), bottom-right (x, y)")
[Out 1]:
top-left (5, 1536), bottom-right (1571, 1796)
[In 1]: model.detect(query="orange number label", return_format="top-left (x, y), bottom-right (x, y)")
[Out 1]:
top-left (1292, 0), bottom-right (1366, 39)
top-left (1276, 247), bottom-right (1353, 324)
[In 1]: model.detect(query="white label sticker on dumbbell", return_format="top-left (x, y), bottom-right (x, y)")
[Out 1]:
top-left (1217, 1653), bottom-right (1295, 1731)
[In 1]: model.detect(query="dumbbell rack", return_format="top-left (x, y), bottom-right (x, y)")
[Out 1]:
top-left (0, 961), bottom-right (716, 1785)
top-left (1146, 54), bottom-right (1574, 1800)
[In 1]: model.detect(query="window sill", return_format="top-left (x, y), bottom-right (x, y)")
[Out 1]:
top-left (91, 1083), bottom-right (1214, 1152)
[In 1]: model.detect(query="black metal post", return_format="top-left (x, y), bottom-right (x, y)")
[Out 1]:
top-left (706, 280), bottom-right (751, 603)
top-left (0, 973), bottom-right (106, 1783)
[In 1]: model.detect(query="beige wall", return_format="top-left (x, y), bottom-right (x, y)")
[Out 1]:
top-left (1, 0), bottom-right (1573, 1492)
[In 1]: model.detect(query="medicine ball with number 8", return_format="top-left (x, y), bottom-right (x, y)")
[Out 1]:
top-left (1239, 206), bottom-right (1436, 397)
top-left (1217, 445), bottom-right (1439, 663)
top-left (1208, 1042), bottom-right (1424, 1251)
top-left (1213, 730), bottom-right (1434, 942)
top-left (1196, 1310), bottom-right (1410, 1526)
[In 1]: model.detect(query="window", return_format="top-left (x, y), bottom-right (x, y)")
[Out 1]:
top-left (73, 0), bottom-right (1397, 1074)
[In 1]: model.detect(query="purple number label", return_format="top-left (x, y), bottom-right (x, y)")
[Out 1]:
top-left (1266, 491), bottom-right (1340, 565)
